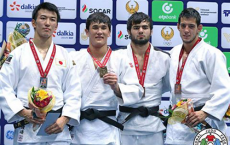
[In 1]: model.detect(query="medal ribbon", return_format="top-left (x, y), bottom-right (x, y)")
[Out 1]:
top-left (176, 38), bottom-right (201, 85)
top-left (87, 47), bottom-right (112, 68)
top-left (132, 43), bottom-right (151, 87)
top-left (29, 39), bottom-right (56, 78)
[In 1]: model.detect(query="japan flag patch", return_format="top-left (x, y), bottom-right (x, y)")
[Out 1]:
top-left (55, 58), bottom-right (66, 67)
top-left (129, 63), bottom-right (133, 68)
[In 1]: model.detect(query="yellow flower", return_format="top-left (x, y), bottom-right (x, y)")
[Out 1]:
top-left (37, 89), bottom-right (48, 101)
top-left (177, 101), bottom-right (182, 107)
top-left (226, 106), bottom-right (230, 117)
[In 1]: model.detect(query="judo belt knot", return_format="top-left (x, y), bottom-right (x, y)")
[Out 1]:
top-left (80, 108), bottom-right (101, 121)
top-left (137, 106), bottom-right (150, 117)
top-left (119, 105), bottom-right (159, 124)
top-left (80, 108), bottom-right (124, 130)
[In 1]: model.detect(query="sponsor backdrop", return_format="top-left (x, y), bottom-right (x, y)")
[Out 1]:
top-left (0, 0), bottom-right (230, 144)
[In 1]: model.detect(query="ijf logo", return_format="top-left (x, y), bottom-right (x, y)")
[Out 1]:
top-left (193, 128), bottom-right (228, 145)
top-left (6, 130), bottom-right (14, 140)
top-left (82, 4), bottom-right (88, 13)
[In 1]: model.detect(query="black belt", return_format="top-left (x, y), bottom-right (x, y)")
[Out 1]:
top-left (119, 105), bottom-right (159, 124)
top-left (13, 107), bottom-right (62, 129)
top-left (80, 108), bottom-right (124, 130)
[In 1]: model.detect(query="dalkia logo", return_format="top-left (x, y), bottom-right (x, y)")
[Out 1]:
top-left (10, 1), bottom-right (20, 11)
top-left (52, 30), bottom-right (56, 37)
top-left (57, 30), bottom-right (74, 36)
top-left (126, 0), bottom-right (139, 14)
top-left (193, 128), bottom-right (227, 145)
top-left (6, 130), bottom-right (14, 140)
top-left (161, 27), bottom-right (174, 46)
top-left (82, 4), bottom-right (88, 13)
top-left (10, 1), bottom-right (36, 11)
top-left (118, 31), bottom-right (124, 39)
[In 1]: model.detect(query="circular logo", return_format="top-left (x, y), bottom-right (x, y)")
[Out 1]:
top-left (17, 23), bottom-right (30, 37)
top-left (193, 128), bottom-right (228, 145)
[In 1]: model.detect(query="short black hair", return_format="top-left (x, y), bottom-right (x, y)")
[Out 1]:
top-left (178, 8), bottom-right (201, 26)
top-left (32, 2), bottom-right (60, 22)
top-left (86, 12), bottom-right (111, 31)
top-left (127, 12), bottom-right (153, 31)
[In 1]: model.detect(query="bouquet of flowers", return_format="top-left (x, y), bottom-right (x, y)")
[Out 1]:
top-left (159, 98), bottom-right (210, 133)
top-left (28, 87), bottom-right (56, 131)
top-left (0, 23), bottom-right (27, 69)
top-left (167, 98), bottom-right (192, 125)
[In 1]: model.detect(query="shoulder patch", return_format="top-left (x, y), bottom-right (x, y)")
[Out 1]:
top-left (72, 60), bottom-right (76, 65)
top-left (5, 55), bottom-right (13, 64)
top-left (153, 47), bottom-right (170, 57)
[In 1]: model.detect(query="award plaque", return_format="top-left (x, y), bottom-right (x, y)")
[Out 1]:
top-left (99, 66), bottom-right (108, 78)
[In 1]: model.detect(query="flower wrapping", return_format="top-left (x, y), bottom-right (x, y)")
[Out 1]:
top-left (0, 23), bottom-right (27, 69)
top-left (224, 105), bottom-right (230, 121)
top-left (168, 98), bottom-right (192, 125)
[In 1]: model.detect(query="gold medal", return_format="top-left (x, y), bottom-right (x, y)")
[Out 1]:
top-left (99, 66), bottom-right (108, 78)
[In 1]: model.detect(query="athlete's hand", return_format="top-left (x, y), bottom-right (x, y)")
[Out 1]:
top-left (18, 109), bottom-right (45, 125)
top-left (103, 73), bottom-right (122, 97)
top-left (45, 116), bottom-right (70, 134)
top-left (185, 110), bottom-right (208, 127)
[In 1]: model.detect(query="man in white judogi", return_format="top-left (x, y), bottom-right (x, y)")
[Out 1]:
top-left (165, 8), bottom-right (230, 145)
top-left (70, 12), bottom-right (143, 145)
top-left (0, 2), bottom-right (81, 145)
top-left (116, 12), bottom-right (170, 145)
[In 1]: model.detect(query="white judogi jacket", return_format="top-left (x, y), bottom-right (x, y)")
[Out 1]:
top-left (0, 41), bottom-right (81, 143)
top-left (69, 49), bottom-right (143, 145)
top-left (165, 39), bottom-right (230, 145)
top-left (116, 43), bottom-right (170, 135)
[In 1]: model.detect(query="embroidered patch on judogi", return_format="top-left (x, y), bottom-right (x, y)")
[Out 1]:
top-left (5, 55), bottom-right (13, 64)
top-left (55, 58), bottom-right (66, 67)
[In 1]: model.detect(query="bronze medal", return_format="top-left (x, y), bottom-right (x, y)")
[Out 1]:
top-left (99, 66), bottom-right (108, 78)
top-left (174, 84), bottom-right (181, 94)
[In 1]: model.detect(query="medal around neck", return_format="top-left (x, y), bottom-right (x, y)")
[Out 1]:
top-left (99, 66), bottom-right (108, 78)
